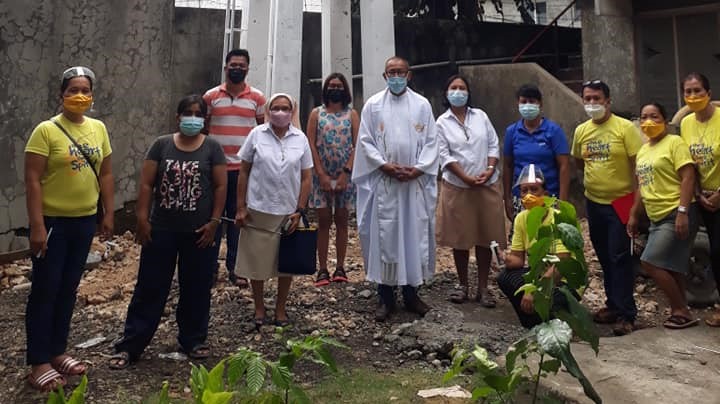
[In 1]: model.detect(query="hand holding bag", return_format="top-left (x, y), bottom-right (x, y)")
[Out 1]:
top-left (278, 212), bottom-right (317, 275)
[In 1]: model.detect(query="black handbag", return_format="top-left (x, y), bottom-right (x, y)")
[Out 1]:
top-left (278, 212), bottom-right (317, 275)
top-left (51, 119), bottom-right (104, 223)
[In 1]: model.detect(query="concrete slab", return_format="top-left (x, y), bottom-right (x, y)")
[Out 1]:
top-left (542, 325), bottom-right (720, 404)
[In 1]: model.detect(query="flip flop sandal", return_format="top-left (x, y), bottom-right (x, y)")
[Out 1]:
top-left (27, 368), bottom-right (66, 392)
top-left (108, 351), bottom-right (132, 370)
top-left (704, 314), bottom-right (720, 327)
top-left (315, 269), bottom-right (331, 287)
top-left (54, 356), bottom-right (87, 376)
top-left (274, 318), bottom-right (291, 327)
top-left (331, 267), bottom-right (348, 282)
top-left (664, 315), bottom-right (700, 329)
top-left (449, 289), bottom-right (468, 304)
top-left (185, 344), bottom-right (211, 360)
top-left (476, 291), bottom-right (497, 308)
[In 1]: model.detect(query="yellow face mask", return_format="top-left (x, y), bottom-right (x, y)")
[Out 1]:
top-left (63, 94), bottom-right (93, 114)
top-left (684, 94), bottom-right (710, 112)
top-left (640, 120), bottom-right (665, 139)
top-left (521, 193), bottom-right (544, 210)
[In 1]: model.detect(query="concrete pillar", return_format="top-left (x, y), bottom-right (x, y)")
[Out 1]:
top-left (581, 0), bottom-right (637, 115)
top-left (270, 0), bottom-right (304, 101)
top-left (360, 0), bottom-right (395, 100)
top-left (321, 0), bottom-right (353, 87)
top-left (244, 0), bottom-right (270, 94)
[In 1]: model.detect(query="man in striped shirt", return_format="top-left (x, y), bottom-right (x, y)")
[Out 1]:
top-left (204, 49), bottom-right (266, 287)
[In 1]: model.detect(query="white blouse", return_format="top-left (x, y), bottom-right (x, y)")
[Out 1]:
top-left (436, 107), bottom-right (500, 188)
top-left (237, 124), bottom-right (313, 215)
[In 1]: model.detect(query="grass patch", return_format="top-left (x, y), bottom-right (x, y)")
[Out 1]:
top-left (307, 366), bottom-right (448, 404)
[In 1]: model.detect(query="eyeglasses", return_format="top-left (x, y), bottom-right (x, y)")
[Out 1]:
top-left (582, 80), bottom-right (604, 86)
top-left (385, 70), bottom-right (408, 78)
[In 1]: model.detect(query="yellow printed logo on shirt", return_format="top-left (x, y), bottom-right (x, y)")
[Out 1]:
top-left (582, 139), bottom-right (611, 162)
top-left (636, 162), bottom-right (654, 187)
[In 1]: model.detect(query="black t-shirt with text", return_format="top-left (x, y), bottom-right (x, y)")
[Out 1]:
top-left (146, 134), bottom-right (226, 232)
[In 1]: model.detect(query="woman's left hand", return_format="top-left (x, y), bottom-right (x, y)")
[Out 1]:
top-left (474, 168), bottom-right (493, 186)
top-left (195, 221), bottom-right (219, 248)
top-left (707, 191), bottom-right (720, 212)
top-left (285, 213), bottom-right (301, 235)
top-left (100, 213), bottom-right (114, 240)
top-left (335, 172), bottom-right (348, 193)
top-left (675, 212), bottom-right (689, 240)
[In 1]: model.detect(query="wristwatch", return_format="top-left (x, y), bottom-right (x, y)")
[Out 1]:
top-left (677, 205), bottom-right (688, 214)
top-left (342, 166), bottom-right (352, 175)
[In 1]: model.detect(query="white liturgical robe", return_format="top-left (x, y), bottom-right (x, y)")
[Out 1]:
top-left (352, 87), bottom-right (439, 286)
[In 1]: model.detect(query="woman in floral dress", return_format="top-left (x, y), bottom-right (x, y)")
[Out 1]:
top-left (306, 73), bottom-right (359, 286)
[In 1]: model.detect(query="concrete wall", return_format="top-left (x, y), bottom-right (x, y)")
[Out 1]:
top-left (580, 0), bottom-right (638, 117)
top-left (172, 7), bottom-right (226, 108)
top-left (0, 0), bottom-right (174, 250)
top-left (482, 0), bottom-right (581, 27)
top-left (461, 63), bottom-right (588, 215)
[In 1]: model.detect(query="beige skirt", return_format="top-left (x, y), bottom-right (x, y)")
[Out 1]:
top-left (436, 180), bottom-right (507, 250)
top-left (235, 208), bottom-right (287, 280)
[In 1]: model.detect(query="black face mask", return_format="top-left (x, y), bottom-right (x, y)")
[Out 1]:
top-left (228, 68), bottom-right (247, 84)
top-left (327, 88), bottom-right (345, 104)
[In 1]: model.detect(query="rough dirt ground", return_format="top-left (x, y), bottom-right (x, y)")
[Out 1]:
top-left (0, 220), bottom-right (716, 403)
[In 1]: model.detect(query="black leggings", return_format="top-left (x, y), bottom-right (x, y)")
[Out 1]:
top-left (497, 268), bottom-right (575, 329)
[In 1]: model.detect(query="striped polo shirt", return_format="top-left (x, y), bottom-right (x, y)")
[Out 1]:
top-left (203, 82), bottom-right (266, 170)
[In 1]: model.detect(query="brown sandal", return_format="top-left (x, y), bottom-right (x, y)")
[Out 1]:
top-left (27, 368), bottom-right (66, 392)
top-left (704, 312), bottom-right (720, 327)
top-left (449, 288), bottom-right (468, 304)
top-left (53, 356), bottom-right (87, 376)
top-left (476, 290), bottom-right (497, 308)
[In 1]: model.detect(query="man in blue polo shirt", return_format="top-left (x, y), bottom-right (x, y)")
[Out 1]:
top-left (502, 84), bottom-right (570, 221)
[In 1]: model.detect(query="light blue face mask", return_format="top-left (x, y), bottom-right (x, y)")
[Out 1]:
top-left (179, 116), bottom-right (205, 136)
top-left (387, 76), bottom-right (408, 95)
top-left (447, 90), bottom-right (468, 107)
top-left (518, 103), bottom-right (541, 120)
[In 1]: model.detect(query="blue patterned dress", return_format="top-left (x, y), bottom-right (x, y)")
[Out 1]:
top-left (309, 105), bottom-right (356, 210)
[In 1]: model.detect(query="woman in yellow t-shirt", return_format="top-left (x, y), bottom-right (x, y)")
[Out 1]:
top-left (24, 67), bottom-right (114, 392)
top-left (628, 102), bottom-right (698, 329)
top-left (679, 72), bottom-right (720, 327)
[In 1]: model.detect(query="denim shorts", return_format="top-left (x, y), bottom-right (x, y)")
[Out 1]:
top-left (640, 207), bottom-right (698, 274)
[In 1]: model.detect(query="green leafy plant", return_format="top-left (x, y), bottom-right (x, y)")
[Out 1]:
top-left (46, 375), bottom-right (88, 404)
top-left (445, 197), bottom-right (602, 404)
top-left (187, 333), bottom-right (347, 404)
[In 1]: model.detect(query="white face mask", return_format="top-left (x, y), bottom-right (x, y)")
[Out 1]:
top-left (584, 104), bottom-right (606, 120)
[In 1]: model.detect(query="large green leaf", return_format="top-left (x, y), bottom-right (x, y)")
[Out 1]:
top-left (472, 346), bottom-right (499, 372)
top-left (312, 346), bottom-right (338, 372)
top-left (484, 374), bottom-right (511, 393)
top-left (539, 358), bottom-right (561, 374)
top-left (158, 381), bottom-right (170, 404)
top-left (556, 258), bottom-right (587, 291)
top-left (505, 337), bottom-right (529, 373)
top-left (555, 287), bottom-right (599, 354)
top-left (527, 238), bottom-right (552, 273)
top-left (443, 348), bottom-right (470, 383)
top-left (471, 385), bottom-right (495, 400)
top-left (533, 276), bottom-right (555, 322)
top-left (526, 206), bottom-right (548, 241)
top-left (201, 390), bottom-right (234, 404)
top-left (268, 363), bottom-right (292, 390)
top-left (246, 356), bottom-right (267, 395)
top-left (556, 222), bottom-right (584, 251)
top-left (206, 359), bottom-right (227, 393)
top-left (288, 385), bottom-right (312, 404)
top-left (533, 319), bottom-right (572, 356)
top-left (190, 365), bottom-right (210, 403)
top-left (553, 346), bottom-right (602, 404)
top-left (555, 200), bottom-right (578, 227)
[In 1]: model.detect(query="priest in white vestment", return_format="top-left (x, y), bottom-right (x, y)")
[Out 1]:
top-left (352, 56), bottom-right (439, 321)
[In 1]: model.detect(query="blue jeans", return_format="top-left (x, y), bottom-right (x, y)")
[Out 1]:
top-left (212, 170), bottom-right (240, 275)
top-left (586, 199), bottom-right (637, 322)
top-left (115, 230), bottom-right (214, 359)
top-left (26, 215), bottom-right (96, 365)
